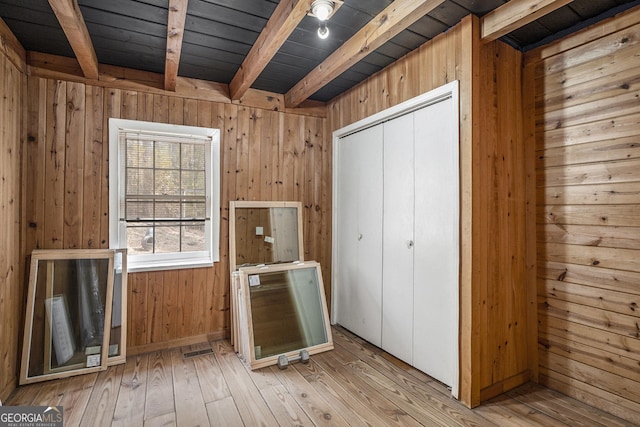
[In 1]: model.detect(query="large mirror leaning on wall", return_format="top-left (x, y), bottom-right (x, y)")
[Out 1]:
top-left (20, 249), bottom-right (127, 385)
top-left (236, 261), bottom-right (333, 370)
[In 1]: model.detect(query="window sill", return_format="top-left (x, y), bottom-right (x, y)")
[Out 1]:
top-left (127, 257), bottom-right (216, 273)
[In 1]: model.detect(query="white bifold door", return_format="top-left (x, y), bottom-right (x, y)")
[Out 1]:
top-left (332, 81), bottom-right (459, 398)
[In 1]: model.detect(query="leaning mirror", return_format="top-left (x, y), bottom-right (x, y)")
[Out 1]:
top-left (20, 249), bottom-right (118, 384)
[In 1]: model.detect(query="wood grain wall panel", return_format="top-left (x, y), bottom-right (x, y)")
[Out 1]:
top-left (0, 49), bottom-right (25, 401)
top-left (328, 16), bottom-right (532, 407)
top-left (21, 74), bottom-right (330, 356)
top-left (525, 5), bottom-right (640, 423)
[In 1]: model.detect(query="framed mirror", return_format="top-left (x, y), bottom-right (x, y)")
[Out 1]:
top-left (229, 201), bottom-right (304, 272)
top-left (236, 261), bottom-right (333, 370)
top-left (20, 249), bottom-right (125, 385)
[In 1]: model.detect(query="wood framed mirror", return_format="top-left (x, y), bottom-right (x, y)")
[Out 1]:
top-left (20, 249), bottom-right (127, 385)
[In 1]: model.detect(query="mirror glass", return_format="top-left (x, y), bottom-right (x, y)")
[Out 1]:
top-left (231, 203), bottom-right (302, 269)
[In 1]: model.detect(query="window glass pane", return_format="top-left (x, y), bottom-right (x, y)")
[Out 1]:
top-left (125, 200), bottom-right (154, 221)
top-left (126, 168), bottom-right (153, 196)
top-left (155, 141), bottom-right (180, 169)
top-left (154, 225), bottom-right (181, 253)
top-left (181, 144), bottom-right (205, 170)
top-left (154, 170), bottom-right (180, 195)
top-left (181, 171), bottom-right (205, 196)
top-left (155, 201), bottom-right (180, 219)
top-left (126, 223), bottom-right (154, 254)
top-left (181, 201), bottom-right (206, 219)
top-left (126, 140), bottom-right (153, 168)
top-left (247, 267), bottom-right (328, 359)
top-left (182, 224), bottom-right (205, 252)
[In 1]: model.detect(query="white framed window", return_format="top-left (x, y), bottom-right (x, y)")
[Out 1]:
top-left (109, 118), bottom-right (220, 272)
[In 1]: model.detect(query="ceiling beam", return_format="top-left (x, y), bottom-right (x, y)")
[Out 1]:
top-left (48, 0), bottom-right (99, 80)
top-left (481, 0), bottom-right (575, 42)
top-left (0, 17), bottom-right (27, 72)
top-left (164, 0), bottom-right (189, 91)
top-left (229, 0), bottom-right (310, 101)
top-left (285, 0), bottom-right (446, 108)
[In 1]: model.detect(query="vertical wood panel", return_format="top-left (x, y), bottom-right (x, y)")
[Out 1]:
top-left (63, 82), bottom-right (85, 249)
top-left (526, 5), bottom-right (640, 423)
top-left (0, 51), bottom-right (24, 401)
top-left (44, 80), bottom-right (66, 248)
top-left (83, 85), bottom-right (103, 248)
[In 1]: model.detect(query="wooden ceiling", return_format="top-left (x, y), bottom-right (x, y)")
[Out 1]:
top-left (1, 0), bottom-right (638, 107)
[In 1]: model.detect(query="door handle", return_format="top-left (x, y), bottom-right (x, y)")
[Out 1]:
top-left (358, 233), bottom-right (363, 241)
top-left (407, 240), bottom-right (414, 248)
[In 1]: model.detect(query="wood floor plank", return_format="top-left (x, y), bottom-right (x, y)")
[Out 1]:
top-left (206, 396), bottom-right (244, 426)
top-left (145, 350), bottom-right (174, 421)
top-left (212, 340), bottom-right (279, 426)
top-left (293, 359), bottom-right (399, 427)
top-left (170, 347), bottom-right (209, 427)
top-left (58, 385), bottom-right (94, 427)
top-left (189, 343), bottom-right (231, 403)
top-left (506, 382), bottom-right (636, 427)
top-left (112, 354), bottom-right (149, 427)
top-left (269, 363), bottom-right (351, 426)
top-left (332, 328), bottom-right (489, 426)
top-left (475, 393), bottom-right (567, 427)
top-left (4, 327), bottom-right (634, 427)
top-left (260, 383), bottom-right (315, 426)
top-left (80, 364), bottom-right (125, 427)
top-left (309, 351), bottom-right (423, 426)
top-left (144, 412), bottom-right (177, 426)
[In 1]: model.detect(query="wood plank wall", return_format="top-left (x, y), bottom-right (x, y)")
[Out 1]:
top-left (22, 77), bottom-right (329, 356)
top-left (525, 5), bottom-right (640, 424)
top-left (328, 15), bottom-right (533, 407)
top-left (0, 40), bottom-right (26, 401)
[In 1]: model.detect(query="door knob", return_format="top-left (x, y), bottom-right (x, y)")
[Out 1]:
top-left (407, 240), bottom-right (414, 248)
top-left (358, 233), bottom-right (363, 241)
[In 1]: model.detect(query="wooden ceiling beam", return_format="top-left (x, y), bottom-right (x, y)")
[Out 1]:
top-left (48, 0), bottom-right (99, 80)
top-left (481, 0), bottom-right (575, 42)
top-left (285, 0), bottom-right (446, 108)
top-left (229, 0), bottom-right (310, 101)
top-left (164, 0), bottom-right (189, 91)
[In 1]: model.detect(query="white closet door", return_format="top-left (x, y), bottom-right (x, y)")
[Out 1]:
top-left (334, 124), bottom-right (384, 346)
top-left (413, 97), bottom-right (459, 393)
top-left (382, 113), bottom-right (415, 364)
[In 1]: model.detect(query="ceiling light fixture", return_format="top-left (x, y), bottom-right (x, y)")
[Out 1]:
top-left (317, 22), bottom-right (329, 39)
top-left (310, 0), bottom-right (334, 21)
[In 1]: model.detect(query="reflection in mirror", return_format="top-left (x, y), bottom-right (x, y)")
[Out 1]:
top-left (229, 201), bottom-right (303, 271)
top-left (21, 250), bottom-right (117, 384)
top-left (237, 261), bottom-right (333, 369)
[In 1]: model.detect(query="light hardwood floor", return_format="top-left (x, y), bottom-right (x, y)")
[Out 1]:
top-left (6, 327), bottom-right (633, 426)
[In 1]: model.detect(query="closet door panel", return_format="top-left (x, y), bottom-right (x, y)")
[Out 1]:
top-left (382, 114), bottom-right (415, 364)
top-left (334, 132), bottom-right (360, 335)
top-left (335, 125), bottom-right (384, 346)
top-left (413, 98), bottom-right (459, 389)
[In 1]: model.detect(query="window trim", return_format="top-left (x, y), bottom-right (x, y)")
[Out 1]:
top-left (109, 118), bottom-right (220, 272)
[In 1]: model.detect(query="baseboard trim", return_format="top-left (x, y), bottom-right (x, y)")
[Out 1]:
top-left (480, 370), bottom-right (531, 402)
top-left (128, 330), bottom-right (229, 356)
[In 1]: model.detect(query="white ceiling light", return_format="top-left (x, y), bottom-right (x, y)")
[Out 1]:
top-left (311, 0), bottom-right (334, 21)
top-left (317, 22), bottom-right (329, 39)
